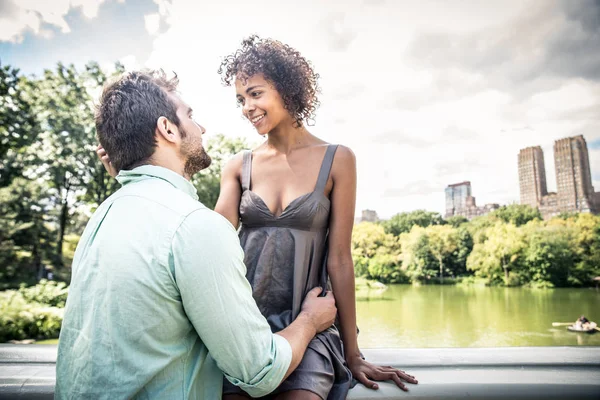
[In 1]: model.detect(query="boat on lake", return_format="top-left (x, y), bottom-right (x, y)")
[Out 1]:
top-left (567, 321), bottom-right (597, 333)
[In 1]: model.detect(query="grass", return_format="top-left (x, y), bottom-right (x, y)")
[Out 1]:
top-left (34, 338), bottom-right (59, 344)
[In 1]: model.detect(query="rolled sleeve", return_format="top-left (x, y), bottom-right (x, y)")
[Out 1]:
top-left (171, 209), bottom-right (291, 397)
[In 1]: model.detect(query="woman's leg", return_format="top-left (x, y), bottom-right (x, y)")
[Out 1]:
top-left (275, 390), bottom-right (321, 400)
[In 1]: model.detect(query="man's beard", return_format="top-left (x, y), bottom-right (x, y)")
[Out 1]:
top-left (184, 148), bottom-right (212, 177)
top-left (181, 133), bottom-right (212, 177)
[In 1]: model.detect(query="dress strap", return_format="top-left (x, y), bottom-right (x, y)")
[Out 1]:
top-left (315, 145), bottom-right (339, 192)
top-left (241, 150), bottom-right (252, 191)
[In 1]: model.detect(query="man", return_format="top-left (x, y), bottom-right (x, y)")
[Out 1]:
top-left (55, 70), bottom-right (337, 399)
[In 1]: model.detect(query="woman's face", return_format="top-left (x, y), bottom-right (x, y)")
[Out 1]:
top-left (235, 73), bottom-right (291, 135)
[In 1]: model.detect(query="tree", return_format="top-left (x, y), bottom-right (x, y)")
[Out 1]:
top-left (382, 210), bottom-right (445, 236)
top-left (351, 222), bottom-right (402, 282)
top-left (0, 65), bottom-right (38, 187)
top-left (191, 134), bottom-right (249, 209)
top-left (399, 226), bottom-right (438, 283)
top-left (445, 215), bottom-right (468, 228)
top-left (427, 225), bottom-right (459, 283)
top-left (467, 221), bottom-right (525, 285)
top-left (490, 204), bottom-right (541, 226)
top-left (446, 227), bottom-right (473, 277)
top-left (547, 213), bottom-right (600, 286)
top-left (28, 62), bottom-right (119, 268)
top-left (0, 178), bottom-right (54, 284)
top-left (79, 62), bottom-right (122, 208)
top-left (521, 221), bottom-right (575, 288)
top-left (465, 214), bottom-right (500, 247)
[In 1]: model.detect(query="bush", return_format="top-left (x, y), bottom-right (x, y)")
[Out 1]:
top-left (18, 279), bottom-right (69, 307)
top-left (0, 290), bottom-right (63, 342)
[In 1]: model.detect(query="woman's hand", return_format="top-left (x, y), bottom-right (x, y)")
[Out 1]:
top-left (96, 145), bottom-right (117, 178)
top-left (347, 355), bottom-right (418, 391)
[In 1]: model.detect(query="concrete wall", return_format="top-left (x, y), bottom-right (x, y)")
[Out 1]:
top-left (1, 345), bottom-right (600, 399)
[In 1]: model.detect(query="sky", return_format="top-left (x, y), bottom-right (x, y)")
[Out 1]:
top-left (1, 0), bottom-right (599, 218)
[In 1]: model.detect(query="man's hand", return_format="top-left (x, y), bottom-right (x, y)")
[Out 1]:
top-left (97, 144), bottom-right (118, 178)
top-left (300, 287), bottom-right (336, 333)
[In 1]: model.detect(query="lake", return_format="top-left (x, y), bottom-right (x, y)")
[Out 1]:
top-left (355, 284), bottom-right (600, 348)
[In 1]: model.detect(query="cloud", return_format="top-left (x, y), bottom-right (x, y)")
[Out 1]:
top-left (144, 13), bottom-right (160, 35)
top-left (384, 180), bottom-right (442, 198)
top-left (7, 0), bottom-right (597, 218)
top-left (319, 12), bottom-right (357, 51)
top-left (330, 83), bottom-right (366, 101)
top-left (141, 0), bottom-right (600, 217)
top-left (407, 0), bottom-right (600, 96)
top-left (443, 125), bottom-right (480, 142)
top-left (0, 0), bottom-right (106, 43)
top-left (372, 130), bottom-right (433, 148)
top-left (119, 54), bottom-right (139, 70)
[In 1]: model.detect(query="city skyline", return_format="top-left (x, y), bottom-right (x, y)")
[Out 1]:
top-left (1, 0), bottom-right (599, 218)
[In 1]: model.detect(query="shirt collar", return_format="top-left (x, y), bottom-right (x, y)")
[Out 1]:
top-left (116, 165), bottom-right (199, 201)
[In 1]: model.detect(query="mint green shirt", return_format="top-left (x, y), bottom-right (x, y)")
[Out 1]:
top-left (56, 165), bottom-right (292, 399)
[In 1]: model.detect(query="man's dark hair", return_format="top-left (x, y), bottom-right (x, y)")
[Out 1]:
top-left (95, 69), bottom-right (180, 172)
top-left (218, 35), bottom-right (320, 127)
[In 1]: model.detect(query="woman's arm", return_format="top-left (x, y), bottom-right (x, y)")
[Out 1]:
top-left (214, 153), bottom-right (244, 229)
top-left (97, 145), bottom-right (117, 178)
top-left (327, 146), bottom-right (418, 391)
top-left (327, 146), bottom-right (359, 359)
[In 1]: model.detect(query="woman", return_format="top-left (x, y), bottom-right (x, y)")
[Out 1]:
top-left (215, 36), bottom-right (416, 400)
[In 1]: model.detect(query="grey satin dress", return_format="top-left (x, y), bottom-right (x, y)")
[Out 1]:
top-left (222, 145), bottom-right (352, 399)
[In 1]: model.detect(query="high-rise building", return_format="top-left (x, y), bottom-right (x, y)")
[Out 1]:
top-left (444, 182), bottom-right (498, 220)
top-left (554, 135), bottom-right (596, 213)
top-left (518, 146), bottom-right (548, 207)
top-left (518, 135), bottom-right (598, 218)
top-left (360, 209), bottom-right (379, 223)
top-left (445, 181), bottom-right (471, 218)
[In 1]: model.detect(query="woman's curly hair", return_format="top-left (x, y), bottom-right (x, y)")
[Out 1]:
top-left (218, 35), bottom-right (321, 127)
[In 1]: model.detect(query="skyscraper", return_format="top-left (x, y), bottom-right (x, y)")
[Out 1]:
top-left (445, 181), bottom-right (471, 218)
top-left (518, 146), bottom-right (548, 207)
top-left (444, 181), bottom-right (499, 219)
top-left (554, 135), bottom-right (596, 213)
top-left (517, 135), bottom-right (598, 218)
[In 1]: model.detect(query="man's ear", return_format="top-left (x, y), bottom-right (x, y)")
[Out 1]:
top-left (156, 116), bottom-right (179, 144)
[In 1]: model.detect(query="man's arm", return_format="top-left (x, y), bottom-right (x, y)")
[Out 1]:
top-left (277, 288), bottom-right (336, 380)
top-left (171, 209), bottom-right (335, 397)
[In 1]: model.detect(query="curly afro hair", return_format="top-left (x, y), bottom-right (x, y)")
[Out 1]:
top-left (218, 35), bottom-right (321, 127)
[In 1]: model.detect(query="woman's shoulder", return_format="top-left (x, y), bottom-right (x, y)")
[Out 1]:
top-left (331, 144), bottom-right (356, 166)
top-left (221, 150), bottom-right (247, 178)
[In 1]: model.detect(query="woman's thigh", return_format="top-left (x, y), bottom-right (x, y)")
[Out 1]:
top-left (275, 390), bottom-right (322, 400)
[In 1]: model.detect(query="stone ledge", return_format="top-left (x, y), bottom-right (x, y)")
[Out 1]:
top-left (1, 346), bottom-right (599, 399)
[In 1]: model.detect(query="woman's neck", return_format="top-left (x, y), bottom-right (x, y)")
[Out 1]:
top-left (266, 121), bottom-right (313, 154)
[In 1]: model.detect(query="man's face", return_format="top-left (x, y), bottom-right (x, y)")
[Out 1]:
top-left (170, 93), bottom-right (212, 176)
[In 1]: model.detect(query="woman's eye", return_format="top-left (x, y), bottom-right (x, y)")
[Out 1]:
top-left (252, 91), bottom-right (260, 97)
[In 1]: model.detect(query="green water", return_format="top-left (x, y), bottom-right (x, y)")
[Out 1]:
top-left (355, 285), bottom-right (600, 348)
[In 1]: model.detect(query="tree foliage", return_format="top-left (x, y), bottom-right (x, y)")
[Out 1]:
top-left (490, 204), bottom-right (541, 226)
top-left (382, 209), bottom-right (445, 236)
top-left (351, 210), bottom-right (599, 288)
top-left (191, 134), bottom-right (248, 209)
